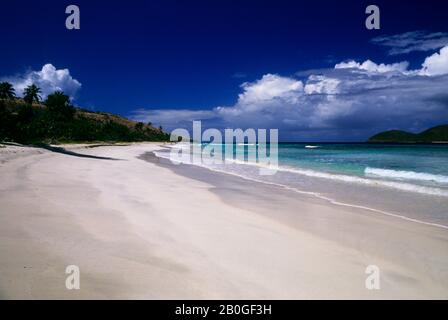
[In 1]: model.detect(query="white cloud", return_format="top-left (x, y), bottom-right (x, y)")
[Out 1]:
top-left (304, 75), bottom-right (340, 94)
top-left (336, 46), bottom-right (448, 77)
top-left (335, 59), bottom-right (409, 74)
top-left (131, 46), bottom-right (448, 141)
top-left (420, 46), bottom-right (448, 76)
top-left (371, 31), bottom-right (448, 55)
top-left (237, 74), bottom-right (303, 104)
top-left (3, 63), bottom-right (81, 100)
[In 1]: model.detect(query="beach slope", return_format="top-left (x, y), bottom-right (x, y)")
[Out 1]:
top-left (0, 143), bottom-right (447, 299)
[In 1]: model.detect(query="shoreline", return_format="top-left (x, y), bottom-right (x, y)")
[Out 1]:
top-left (151, 151), bottom-right (448, 230)
top-left (142, 151), bottom-right (448, 283)
top-left (1, 143), bottom-right (448, 299)
top-left (153, 145), bottom-right (448, 228)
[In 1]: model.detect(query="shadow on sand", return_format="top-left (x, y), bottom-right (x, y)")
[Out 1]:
top-left (34, 144), bottom-right (121, 160)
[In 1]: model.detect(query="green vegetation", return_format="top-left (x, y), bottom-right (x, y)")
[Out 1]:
top-left (0, 82), bottom-right (16, 99)
top-left (23, 84), bottom-right (42, 104)
top-left (368, 125), bottom-right (448, 143)
top-left (0, 82), bottom-right (169, 144)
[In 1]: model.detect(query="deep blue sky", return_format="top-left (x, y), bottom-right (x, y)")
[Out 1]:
top-left (1, 0), bottom-right (448, 140)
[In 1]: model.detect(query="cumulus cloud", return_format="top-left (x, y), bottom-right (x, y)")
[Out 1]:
top-left (371, 31), bottom-right (448, 55)
top-left (237, 74), bottom-right (303, 104)
top-left (304, 75), bottom-right (340, 95)
top-left (420, 46), bottom-right (448, 76)
top-left (335, 46), bottom-right (448, 78)
top-left (335, 60), bottom-right (409, 74)
top-left (131, 46), bottom-right (448, 141)
top-left (2, 64), bottom-right (81, 100)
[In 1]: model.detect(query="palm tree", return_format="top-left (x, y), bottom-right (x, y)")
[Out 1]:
top-left (0, 82), bottom-right (16, 99)
top-left (45, 91), bottom-right (74, 120)
top-left (45, 91), bottom-right (71, 109)
top-left (23, 84), bottom-right (42, 104)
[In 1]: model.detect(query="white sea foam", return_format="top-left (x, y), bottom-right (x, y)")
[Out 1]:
top-left (152, 148), bottom-right (448, 229)
top-left (155, 148), bottom-right (448, 197)
top-left (240, 161), bottom-right (448, 197)
top-left (365, 167), bottom-right (448, 184)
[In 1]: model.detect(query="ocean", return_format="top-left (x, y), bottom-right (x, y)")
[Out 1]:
top-left (154, 143), bottom-right (448, 227)
top-left (275, 143), bottom-right (448, 193)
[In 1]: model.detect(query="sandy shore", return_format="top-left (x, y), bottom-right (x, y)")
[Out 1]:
top-left (0, 143), bottom-right (447, 299)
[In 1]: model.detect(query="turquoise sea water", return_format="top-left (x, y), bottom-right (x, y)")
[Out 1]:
top-left (276, 143), bottom-right (448, 189)
top-left (155, 142), bottom-right (448, 225)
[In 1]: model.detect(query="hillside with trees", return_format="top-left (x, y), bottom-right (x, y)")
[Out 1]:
top-left (0, 82), bottom-right (169, 144)
top-left (368, 125), bottom-right (448, 143)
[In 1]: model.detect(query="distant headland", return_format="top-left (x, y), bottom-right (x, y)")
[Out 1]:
top-left (368, 125), bottom-right (448, 144)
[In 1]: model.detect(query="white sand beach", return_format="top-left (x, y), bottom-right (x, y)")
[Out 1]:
top-left (0, 143), bottom-right (448, 299)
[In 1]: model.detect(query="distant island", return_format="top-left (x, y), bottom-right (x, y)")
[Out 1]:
top-left (368, 125), bottom-right (448, 143)
top-left (0, 81), bottom-right (169, 144)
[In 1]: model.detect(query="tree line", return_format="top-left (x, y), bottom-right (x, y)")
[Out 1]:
top-left (0, 82), bottom-right (169, 144)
